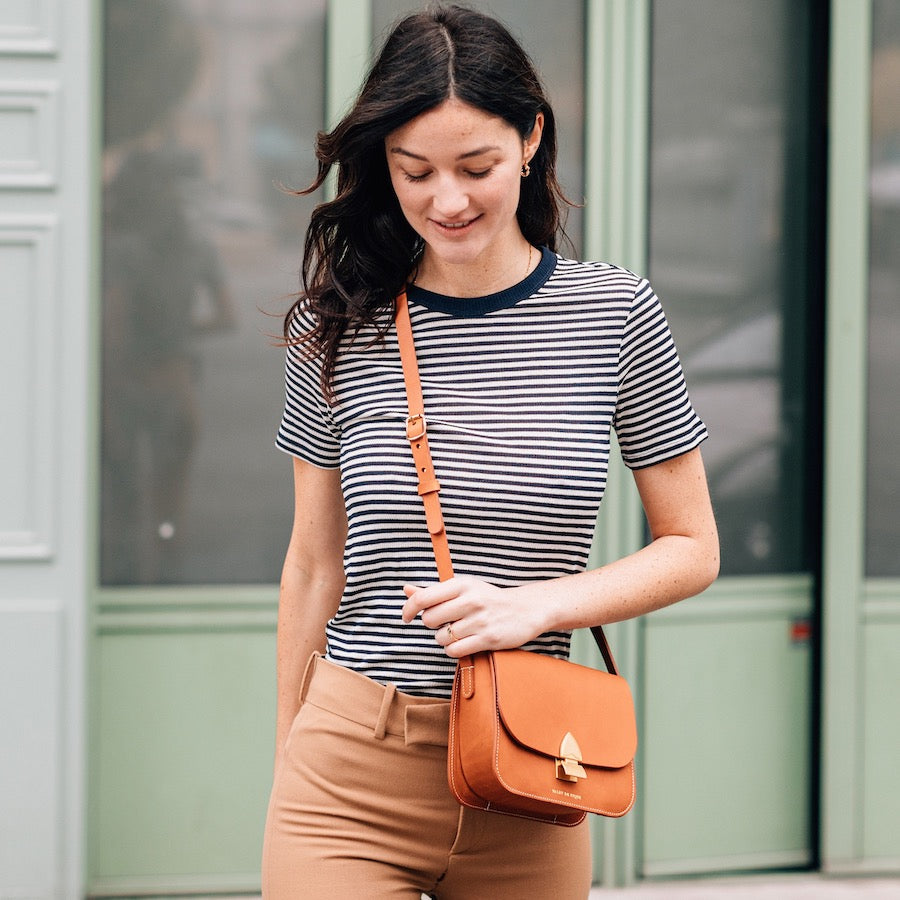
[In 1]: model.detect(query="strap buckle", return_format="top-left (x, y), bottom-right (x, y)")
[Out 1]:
top-left (406, 414), bottom-right (426, 440)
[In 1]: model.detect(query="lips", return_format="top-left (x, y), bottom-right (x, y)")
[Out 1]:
top-left (431, 214), bottom-right (482, 234)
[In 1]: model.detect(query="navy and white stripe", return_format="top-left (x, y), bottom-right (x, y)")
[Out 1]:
top-left (276, 248), bottom-right (707, 697)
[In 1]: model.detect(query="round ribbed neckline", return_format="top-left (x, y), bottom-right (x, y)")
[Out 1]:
top-left (406, 246), bottom-right (556, 317)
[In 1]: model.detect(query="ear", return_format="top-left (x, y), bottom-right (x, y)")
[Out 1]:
top-left (523, 111), bottom-right (544, 164)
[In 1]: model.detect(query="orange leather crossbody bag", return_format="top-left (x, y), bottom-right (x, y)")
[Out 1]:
top-left (395, 291), bottom-right (637, 826)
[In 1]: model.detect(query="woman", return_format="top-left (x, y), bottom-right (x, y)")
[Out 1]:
top-left (262, 5), bottom-right (719, 898)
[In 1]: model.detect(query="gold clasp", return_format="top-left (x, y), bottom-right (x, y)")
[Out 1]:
top-left (555, 732), bottom-right (587, 783)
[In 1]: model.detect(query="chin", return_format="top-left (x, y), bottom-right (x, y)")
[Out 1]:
top-left (426, 235), bottom-right (491, 265)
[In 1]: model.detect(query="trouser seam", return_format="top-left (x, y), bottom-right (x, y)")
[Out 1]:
top-left (431, 803), bottom-right (466, 892)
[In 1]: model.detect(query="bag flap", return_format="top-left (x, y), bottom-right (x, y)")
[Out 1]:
top-left (491, 650), bottom-right (637, 768)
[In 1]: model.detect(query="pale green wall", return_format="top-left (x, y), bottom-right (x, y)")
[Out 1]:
top-left (2, 1), bottom-right (899, 898)
top-left (0, 0), bottom-right (96, 897)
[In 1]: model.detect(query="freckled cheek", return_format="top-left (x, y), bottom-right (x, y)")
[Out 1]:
top-left (481, 181), bottom-right (521, 217)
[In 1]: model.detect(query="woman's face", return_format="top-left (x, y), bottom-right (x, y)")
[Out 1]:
top-left (385, 98), bottom-right (542, 270)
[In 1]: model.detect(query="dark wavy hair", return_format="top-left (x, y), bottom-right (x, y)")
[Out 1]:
top-left (287, 3), bottom-right (569, 400)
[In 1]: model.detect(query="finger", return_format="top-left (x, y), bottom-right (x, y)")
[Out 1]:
top-left (442, 633), bottom-right (481, 659)
top-left (400, 584), bottom-right (428, 622)
top-left (435, 620), bottom-right (466, 648)
top-left (442, 622), bottom-right (511, 658)
top-left (435, 621), bottom-right (454, 646)
top-left (401, 580), bottom-right (459, 622)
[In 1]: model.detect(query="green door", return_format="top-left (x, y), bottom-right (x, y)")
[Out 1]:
top-left (821, 0), bottom-right (900, 873)
top-left (637, 0), bottom-right (827, 877)
top-left (89, 1), bottom-right (328, 893)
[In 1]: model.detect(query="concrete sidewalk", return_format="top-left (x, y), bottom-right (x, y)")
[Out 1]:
top-left (591, 874), bottom-right (900, 898)
top-left (218, 875), bottom-right (900, 898)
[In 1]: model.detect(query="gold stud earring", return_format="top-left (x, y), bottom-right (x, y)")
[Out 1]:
top-left (521, 162), bottom-right (531, 178)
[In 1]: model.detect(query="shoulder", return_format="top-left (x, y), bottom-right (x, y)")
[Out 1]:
top-left (536, 255), bottom-right (656, 323)
top-left (285, 297), bottom-right (317, 342)
top-left (543, 254), bottom-right (647, 297)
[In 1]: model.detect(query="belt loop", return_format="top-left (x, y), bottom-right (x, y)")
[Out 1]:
top-left (373, 683), bottom-right (397, 740)
top-left (298, 651), bottom-right (320, 705)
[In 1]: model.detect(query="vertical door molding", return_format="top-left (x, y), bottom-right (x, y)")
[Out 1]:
top-left (0, 214), bottom-right (59, 560)
top-left (325, 0), bottom-right (372, 202)
top-left (0, 0), bottom-right (95, 896)
top-left (326, 0), bottom-right (371, 126)
top-left (821, 0), bottom-right (871, 871)
top-left (584, 0), bottom-right (650, 274)
top-left (583, 0), bottom-right (650, 887)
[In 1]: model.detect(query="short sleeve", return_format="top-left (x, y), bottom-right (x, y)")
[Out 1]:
top-left (613, 279), bottom-right (708, 469)
top-left (275, 312), bottom-right (342, 468)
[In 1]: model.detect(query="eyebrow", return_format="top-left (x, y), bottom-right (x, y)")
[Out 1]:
top-left (389, 145), bottom-right (502, 162)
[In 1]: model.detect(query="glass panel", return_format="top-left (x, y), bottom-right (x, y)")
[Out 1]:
top-left (101, 0), bottom-right (326, 584)
top-left (649, 1), bottom-right (816, 575)
top-left (867, 1), bottom-right (900, 576)
top-left (372, 0), bottom-right (585, 255)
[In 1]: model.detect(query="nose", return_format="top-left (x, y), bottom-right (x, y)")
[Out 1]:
top-left (432, 175), bottom-right (469, 219)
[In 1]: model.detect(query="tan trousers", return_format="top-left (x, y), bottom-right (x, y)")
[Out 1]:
top-left (262, 653), bottom-right (592, 899)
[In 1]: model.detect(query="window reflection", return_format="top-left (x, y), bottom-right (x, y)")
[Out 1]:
top-left (101, 0), bottom-right (326, 585)
top-left (649, 1), bottom-right (814, 575)
top-left (867, 1), bottom-right (900, 576)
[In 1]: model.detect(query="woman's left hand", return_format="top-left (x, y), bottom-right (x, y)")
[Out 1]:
top-left (401, 576), bottom-right (543, 658)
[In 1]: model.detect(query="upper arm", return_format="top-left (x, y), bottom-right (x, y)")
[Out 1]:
top-left (632, 448), bottom-right (718, 552)
top-left (283, 457), bottom-right (347, 593)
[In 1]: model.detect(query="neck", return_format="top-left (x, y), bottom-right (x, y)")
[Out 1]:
top-left (414, 239), bottom-right (535, 298)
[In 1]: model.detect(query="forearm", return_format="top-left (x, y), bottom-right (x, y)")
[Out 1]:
top-left (274, 561), bottom-right (344, 763)
top-left (534, 447), bottom-right (720, 633)
top-left (530, 529), bottom-right (720, 635)
top-left (274, 458), bottom-right (347, 764)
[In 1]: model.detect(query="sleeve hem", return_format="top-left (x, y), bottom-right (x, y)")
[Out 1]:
top-left (622, 430), bottom-right (708, 471)
top-left (275, 438), bottom-right (341, 470)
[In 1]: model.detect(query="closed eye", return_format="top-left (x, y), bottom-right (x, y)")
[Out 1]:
top-left (400, 167), bottom-right (494, 183)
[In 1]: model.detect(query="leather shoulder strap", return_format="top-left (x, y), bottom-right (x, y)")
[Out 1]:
top-left (393, 292), bottom-right (618, 676)
top-left (395, 292), bottom-right (454, 582)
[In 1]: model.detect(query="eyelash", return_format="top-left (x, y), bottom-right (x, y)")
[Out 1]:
top-left (402, 168), bottom-right (493, 183)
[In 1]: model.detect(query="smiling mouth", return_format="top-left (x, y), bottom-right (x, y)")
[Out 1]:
top-left (433, 215), bottom-right (480, 231)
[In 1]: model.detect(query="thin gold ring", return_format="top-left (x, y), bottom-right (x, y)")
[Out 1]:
top-left (445, 623), bottom-right (455, 643)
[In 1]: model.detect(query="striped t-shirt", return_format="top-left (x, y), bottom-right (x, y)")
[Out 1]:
top-left (276, 248), bottom-right (707, 697)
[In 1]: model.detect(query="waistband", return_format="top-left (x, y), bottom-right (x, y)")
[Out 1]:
top-left (300, 652), bottom-right (450, 747)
